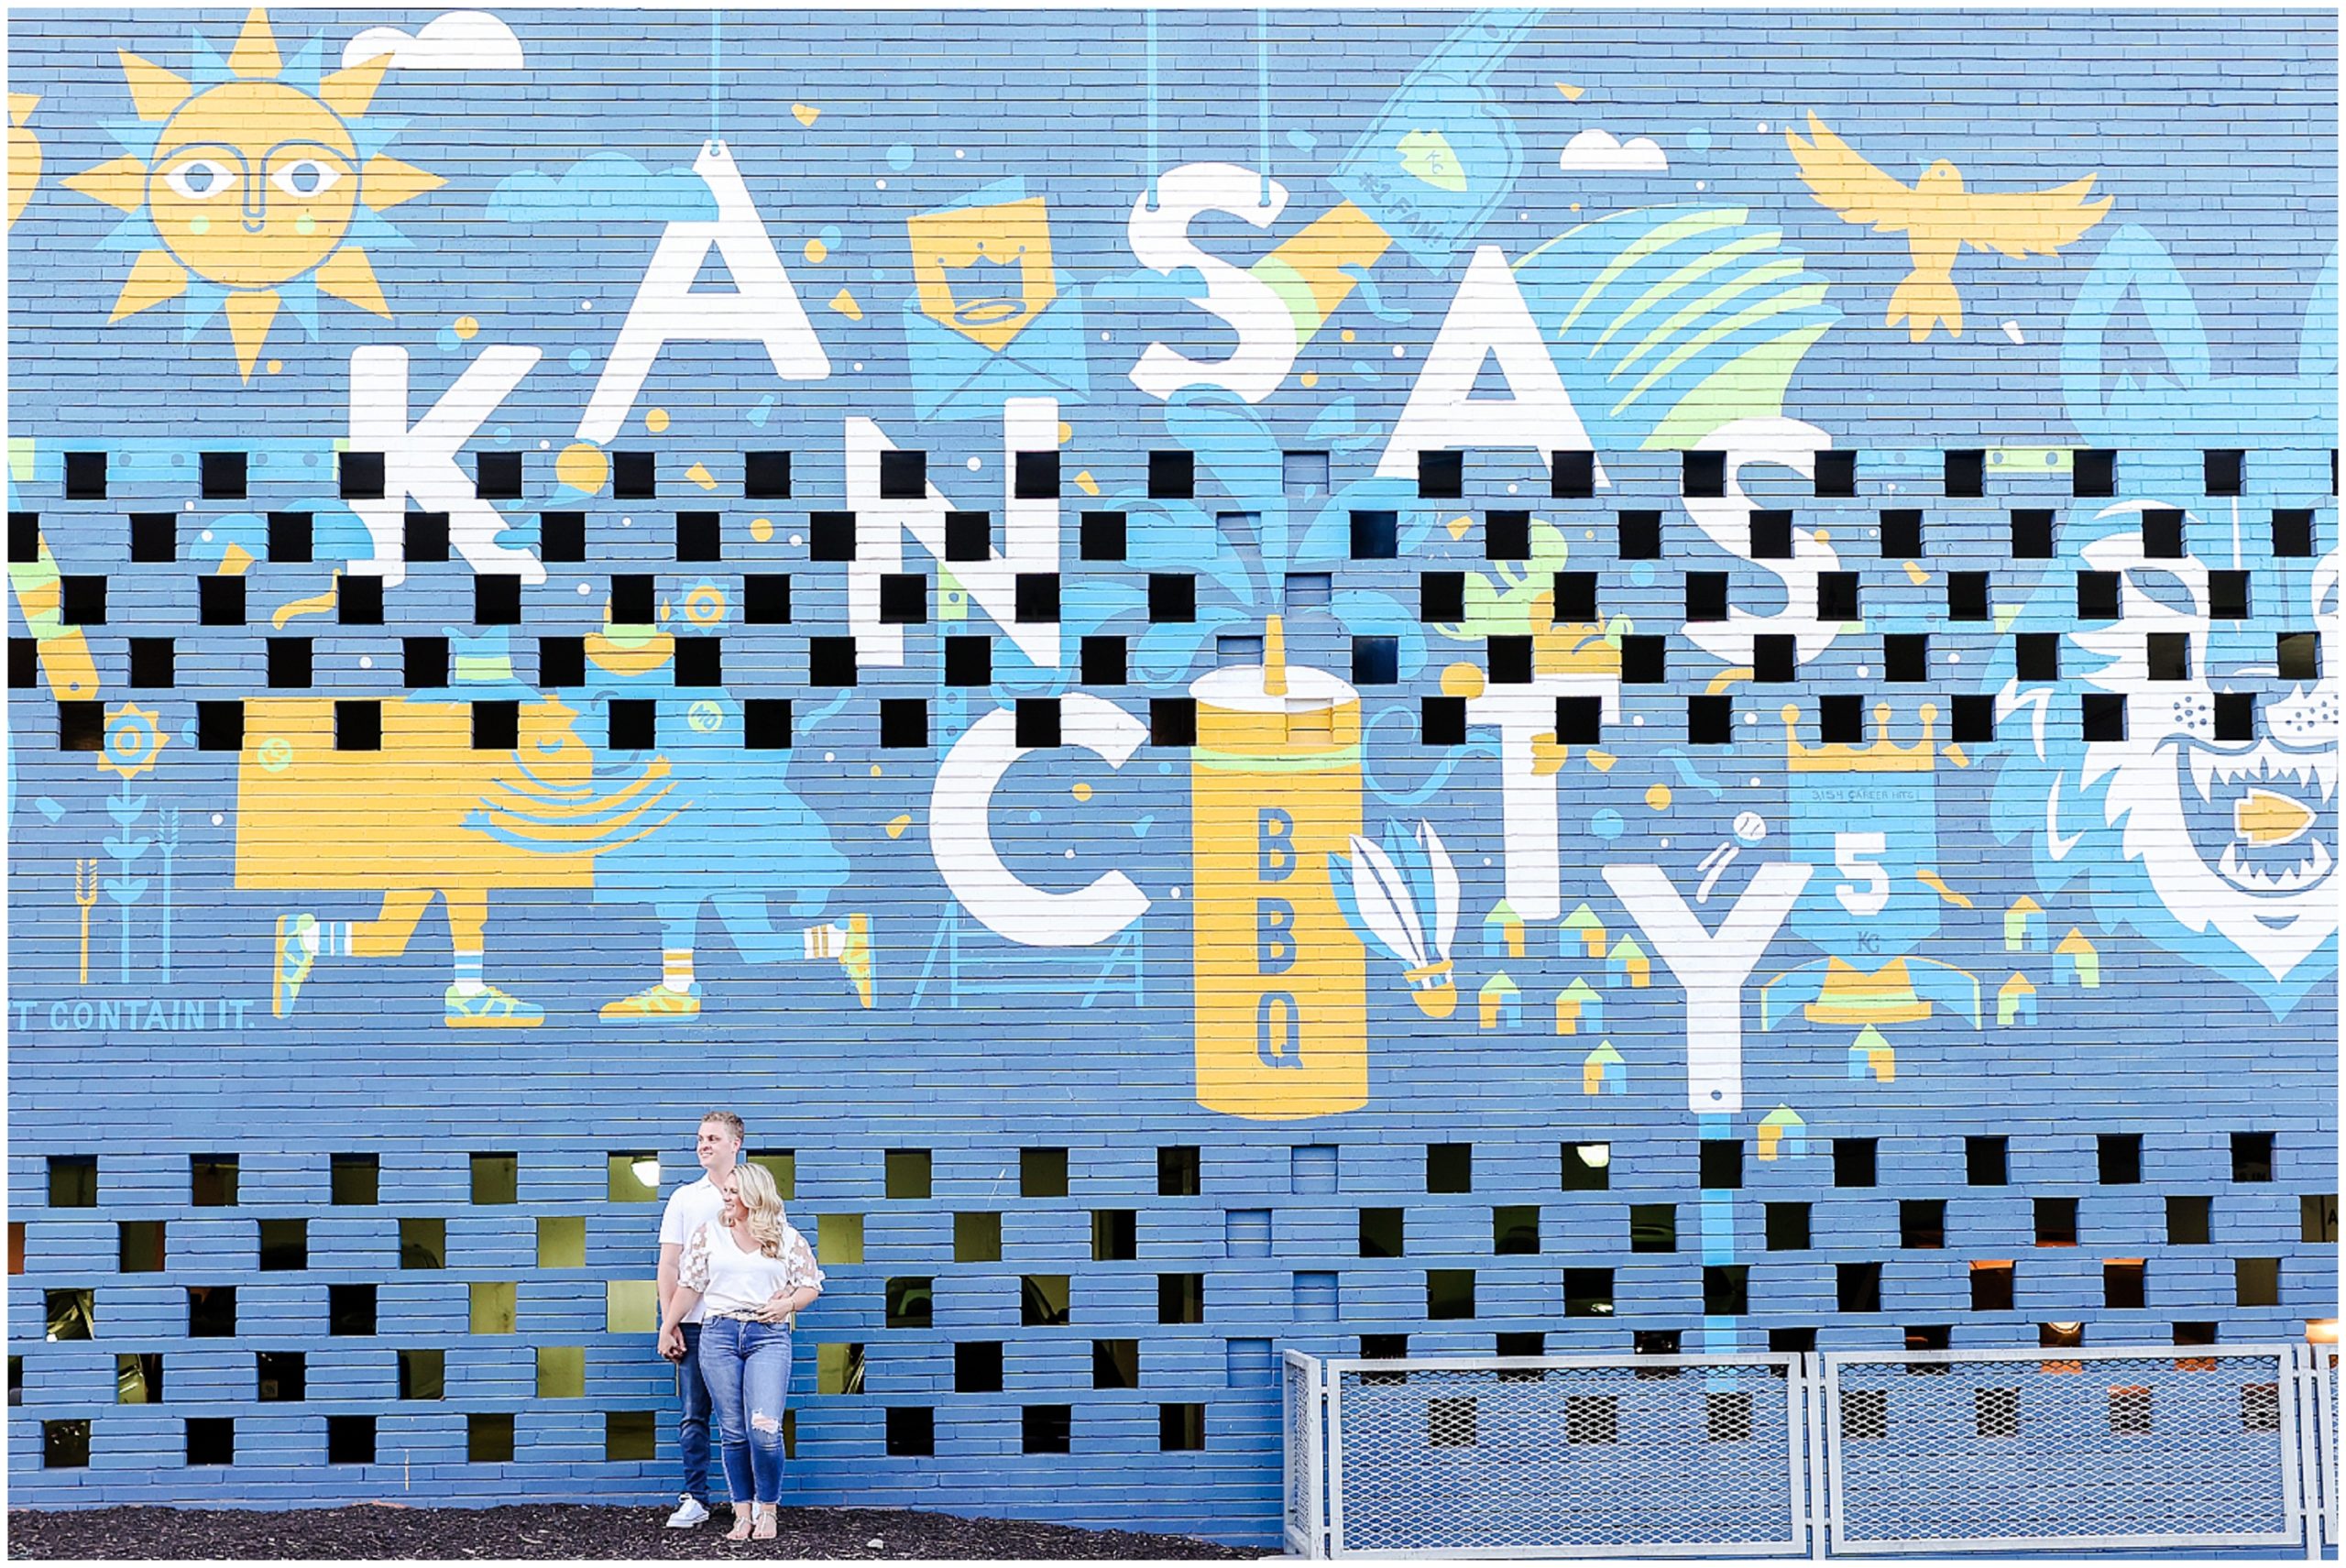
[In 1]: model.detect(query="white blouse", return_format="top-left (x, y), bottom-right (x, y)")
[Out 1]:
top-left (679, 1220), bottom-right (824, 1320)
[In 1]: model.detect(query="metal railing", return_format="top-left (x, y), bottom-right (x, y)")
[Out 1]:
top-left (1283, 1343), bottom-right (2338, 1559)
top-left (2307, 1345), bottom-right (2339, 1553)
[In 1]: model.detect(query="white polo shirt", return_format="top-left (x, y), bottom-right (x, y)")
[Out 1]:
top-left (658, 1174), bottom-right (727, 1325)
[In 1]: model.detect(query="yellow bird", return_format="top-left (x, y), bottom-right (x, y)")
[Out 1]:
top-left (1786, 112), bottom-right (2112, 342)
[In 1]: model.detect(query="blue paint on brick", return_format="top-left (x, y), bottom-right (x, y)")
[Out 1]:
top-left (3, 5), bottom-right (2338, 1547)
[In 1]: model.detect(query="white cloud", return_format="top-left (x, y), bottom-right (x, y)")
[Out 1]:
top-left (344, 11), bottom-right (523, 71)
top-left (1558, 128), bottom-right (1669, 175)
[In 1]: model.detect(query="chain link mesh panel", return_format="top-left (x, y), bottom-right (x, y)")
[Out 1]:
top-left (1328, 1355), bottom-right (1804, 1557)
top-left (1825, 1346), bottom-right (2300, 1553)
top-left (1285, 1350), bottom-right (1323, 1557)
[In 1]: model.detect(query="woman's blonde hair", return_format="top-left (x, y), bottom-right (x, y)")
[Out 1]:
top-left (729, 1161), bottom-right (789, 1258)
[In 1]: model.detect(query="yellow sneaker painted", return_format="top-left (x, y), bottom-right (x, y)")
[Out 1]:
top-left (838, 913), bottom-right (874, 1008)
top-left (600, 982), bottom-right (703, 1022)
top-left (444, 984), bottom-right (544, 1028)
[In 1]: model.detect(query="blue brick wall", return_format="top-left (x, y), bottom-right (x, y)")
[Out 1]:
top-left (5, 7), bottom-right (2337, 1543)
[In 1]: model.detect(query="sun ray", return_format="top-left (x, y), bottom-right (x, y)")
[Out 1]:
top-left (111, 249), bottom-right (189, 321)
top-left (319, 55), bottom-right (389, 122)
top-left (116, 51), bottom-right (192, 121)
top-left (227, 9), bottom-right (281, 81)
top-left (225, 287), bottom-right (280, 378)
top-left (62, 155), bottom-right (148, 214)
top-left (314, 246), bottom-right (389, 317)
top-left (359, 153), bottom-right (442, 212)
top-left (75, 10), bottom-right (437, 375)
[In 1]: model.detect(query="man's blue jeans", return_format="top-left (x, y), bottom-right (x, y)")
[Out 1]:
top-left (675, 1321), bottom-right (711, 1504)
top-left (697, 1317), bottom-right (792, 1506)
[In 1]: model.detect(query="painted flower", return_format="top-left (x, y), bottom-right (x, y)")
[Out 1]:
top-left (98, 701), bottom-right (168, 780)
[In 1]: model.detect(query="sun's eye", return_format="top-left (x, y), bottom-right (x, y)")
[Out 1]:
top-left (269, 159), bottom-right (343, 199)
top-left (163, 159), bottom-right (236, 200)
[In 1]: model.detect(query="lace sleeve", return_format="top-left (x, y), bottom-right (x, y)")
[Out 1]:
top-left (678, 1223), bottom-right (715, 1294)
top-left (785, 1227), bottom-right (825, 1296)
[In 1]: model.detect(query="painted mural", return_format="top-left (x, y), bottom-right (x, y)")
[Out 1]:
top-left (5, 5), bottom-right (2336, 1530)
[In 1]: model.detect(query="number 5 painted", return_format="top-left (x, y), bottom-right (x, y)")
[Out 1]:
top-left (1835, 832), bottom-right (1890, 916)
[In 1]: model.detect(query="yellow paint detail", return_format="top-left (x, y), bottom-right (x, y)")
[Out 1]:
top-left (453, 315), bottom-right (479, 341)
top-left (1074, 469), bottom-right (1100, 497)
top-left (1903, 559), bottom-right (1929, 585)
top-left (1644, 784), bottom-right (1672, 810)
top-left (869, 764), bottom-right (882, 778)
top-left (685, 462), bottom-right (718, 491)
top-left (1530, 733), bottom-right (1569, 777)
top-left (314, 247), bottom-right (389, 318)
top-left (749, 518), bottom-right (774, 543)
top-left (316, 52), bottom-right (389, 122)
top-left (62, 155), bottom-right (147, 215)
top-left (1070, 782), bottom-right (1093, 803)
top-left (108, 248), bottom-right (190, 322)
top-left (267, 358), bottom-right (281, 374)
top-left (1057, 422), bottom-right (1073, 445)
top-left (1584, 749), bottom-right (1615, 772)
top-left (802, 237), bottom-right (828, 264)
top-left (147, 80), bottom-right (360, 289)
top-left (225, 288), bottom-right (280, 381)
top-left (555, 443), bottom-right (609, 494)
top-left (1249, 200), bottom-right (1392, 341)
top-left (358, 153), bottom-right (443, 213)
top-left (2237, 788), bottom-right (2314, 846)
top-left (1785, 113), bottom-right (2110, 343)
top-left (8, 547), bottom-right (102, 698)
top-left (1805, 957), bottom-right (1931, 1025)
top-left (218, 543), bottom-right (256, 576)
top-left (645, 408), bottom-right (670, 434)
top-left (885, 815), bottom-right (912, 839)
top-left (791, 103), bottom-right (819, 126)
top-left (116, 50), bottom-right (192, 121)
top-left (1916, 870), bottom-right (1974, 909)
top-left (270, 573), bottom-right (341, 628)
top-left (586, 626), bottom-right (672, 676)
top-left (905, 191), bottom-right (1053, 350)
top-left (227, 8), bottom-right (281, 79)
top-left (683, 586), bottom-right (727, 626)
top-left (1300, 372), bottom-right (1319, 389)
top-left (233, 697), bottom-right (601, 893)
top-left (1445, 517), bottom-right (1471, 541)
top-left (828, 288), bottom-right (864, 322)
top-left (1556, 82), bottom-right (1584, 101)
top-left (1191, 661), bottom-right (1366, 1121)
top-left (1477, 974), bottom-right (1520, 1028)
top-left (1440, 663), bottom-right (1485, 700)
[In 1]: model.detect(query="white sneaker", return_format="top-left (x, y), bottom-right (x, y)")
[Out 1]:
top-left (665, 1495), bottom-right (710, 1529)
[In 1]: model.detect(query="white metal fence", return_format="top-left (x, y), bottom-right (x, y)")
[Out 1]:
top-left (1282, 1343), bottom-right (2338, 1559)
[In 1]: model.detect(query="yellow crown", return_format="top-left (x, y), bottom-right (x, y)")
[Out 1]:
top-left (1782, 702), bottom-right (1937, 773)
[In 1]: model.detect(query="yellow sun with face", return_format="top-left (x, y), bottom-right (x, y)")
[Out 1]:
top-left (63, 8), bottom-right (443, 380)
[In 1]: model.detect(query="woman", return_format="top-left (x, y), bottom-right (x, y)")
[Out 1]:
top-left (657, 1162), bottom-right (824, 1541)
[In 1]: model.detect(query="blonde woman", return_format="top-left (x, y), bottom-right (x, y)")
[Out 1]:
top-left (657, 1162), bottom-right (824, 1541)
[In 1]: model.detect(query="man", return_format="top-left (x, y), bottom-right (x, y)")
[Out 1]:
top-left (655, 1111), bottom-right (740, 1528)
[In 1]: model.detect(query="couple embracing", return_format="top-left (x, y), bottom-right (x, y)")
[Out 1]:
top-left (655, 1111), bottom-right (824, 1541)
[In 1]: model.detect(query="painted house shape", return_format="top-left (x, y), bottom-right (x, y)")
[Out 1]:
top-left (1553, 977), bottom-right (1604, 1036)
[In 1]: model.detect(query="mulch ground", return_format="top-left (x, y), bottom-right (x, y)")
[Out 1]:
top-left (5, 1502), bottom-right (1275, 1560)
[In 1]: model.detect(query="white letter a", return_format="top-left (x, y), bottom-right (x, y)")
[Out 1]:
top-left (1376, 245), bottom-right (1600, 481)
top-left (578, 140), bottom-right (829, 443)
